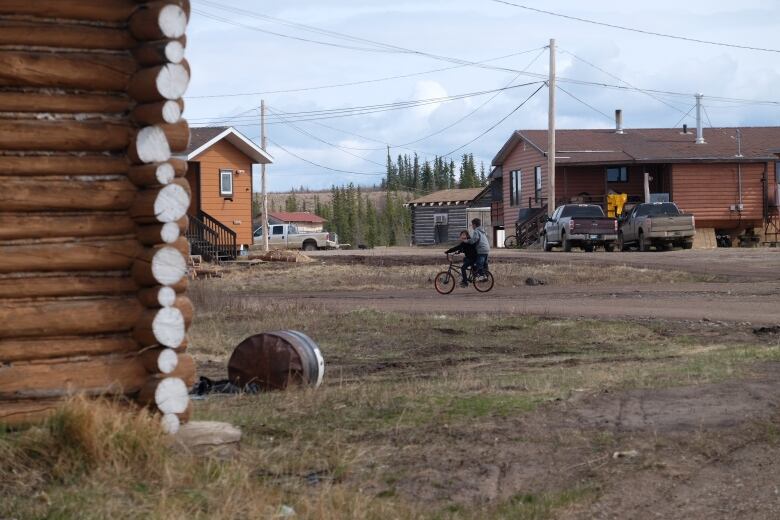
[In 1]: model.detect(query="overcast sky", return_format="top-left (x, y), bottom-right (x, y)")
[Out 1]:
top-left (185, 0), bottom-right (780, 191)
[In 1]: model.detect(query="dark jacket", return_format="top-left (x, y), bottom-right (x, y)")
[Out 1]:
top-left (445, 241), bottom-right (477, 260)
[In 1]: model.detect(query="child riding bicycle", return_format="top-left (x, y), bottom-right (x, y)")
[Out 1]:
top-left (465, 218), bottom-right (490, 281)
top-left (445, 230), bottom-right (477, 288)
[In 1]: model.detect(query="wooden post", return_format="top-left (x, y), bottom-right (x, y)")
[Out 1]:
top-left (261, 100), bottom-right (270, 252)
top-left (547, 39), bottom-right (556, 217)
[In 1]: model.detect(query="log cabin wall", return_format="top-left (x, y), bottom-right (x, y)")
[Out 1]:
top-left (0, 0), bottom-right (196, 432)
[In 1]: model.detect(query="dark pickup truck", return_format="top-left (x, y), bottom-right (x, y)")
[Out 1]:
top-left (542, 204), bottom-right (618, 252)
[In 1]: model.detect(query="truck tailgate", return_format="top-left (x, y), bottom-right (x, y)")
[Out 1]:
top-left (647, 215), bottom-right (694, 232)
top-left (570, 218), bottom-right (616, 235)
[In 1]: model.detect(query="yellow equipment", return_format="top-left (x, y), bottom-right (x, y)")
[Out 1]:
top-left (607, 193), bottom-right (628, 218)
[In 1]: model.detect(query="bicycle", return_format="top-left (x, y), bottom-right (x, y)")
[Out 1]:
top-left (434, 254), bottom-right (495, 294)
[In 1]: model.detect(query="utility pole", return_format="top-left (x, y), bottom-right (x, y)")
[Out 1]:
top-left (261, 99), bottom-right (269, 252)
top-left (547, 38), bottom-right (556, 217)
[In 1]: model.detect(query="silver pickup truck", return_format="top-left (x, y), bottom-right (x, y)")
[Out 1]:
top-left (252, 223), bottom-right (338, 251)
top-left (617, 202), bottom-right (695, 251)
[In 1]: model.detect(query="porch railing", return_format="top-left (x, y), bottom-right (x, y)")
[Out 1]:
top-left (185, 211), bottom-right (237, 262)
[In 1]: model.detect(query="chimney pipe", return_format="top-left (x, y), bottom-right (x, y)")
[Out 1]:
top-left (683, 124), bottom-right (688, 134)
top-left (615, 109), bottom-right (624, 134)
top-left (695, 93), bottom-right (705, 144)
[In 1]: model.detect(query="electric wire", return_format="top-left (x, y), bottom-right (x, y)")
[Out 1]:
top-left (266, 137), bottom-right (386, 176)
top-left (555, 85), bottom-right (614, 122)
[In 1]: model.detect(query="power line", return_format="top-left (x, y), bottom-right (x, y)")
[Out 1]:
top-left (185, 47), bottom-right (545, 99)
top-left (672, 105), bottom-right (697, 128)
top-left (556, 85), bottom-right (613, 122)
top-left (441, 83), bottom-right (545, 157)
top-left (266, 137), bottom-right (385, 176)
top-left (488, 0), bottom-right (780, 54)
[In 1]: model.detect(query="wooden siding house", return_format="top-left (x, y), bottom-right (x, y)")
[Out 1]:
top-left (184, 127), bottom-right (273, 259)
top-left (267, 211), bottom-right (327, 232)
top-left (407, 188), bottom-right (492, 246)
top-left (490, 125), bottom-right (780, 244)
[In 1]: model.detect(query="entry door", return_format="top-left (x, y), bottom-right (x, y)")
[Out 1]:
top-left (435, 225), bottom-right (448, 244)
top-left (185, 161), bottom-right (201, 217)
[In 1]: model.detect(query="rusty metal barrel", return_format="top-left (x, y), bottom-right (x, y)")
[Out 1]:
top-left (227, 330), bottom-right (325, 391)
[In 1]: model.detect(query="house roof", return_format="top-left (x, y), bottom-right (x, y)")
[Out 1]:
top-left (407, 188), bottom-right (484, 206)
top-left (492, 127), bottom-right (780, 166)
top-left (269, 211), bottom-right (327, 223)
top-left (187, 126), bottom-right (273, 164)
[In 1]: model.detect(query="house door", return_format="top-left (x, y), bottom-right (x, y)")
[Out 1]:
top-left (186, 161), bottom-right (201, 216)
top-left (435, 225), bottom-right (448, 244)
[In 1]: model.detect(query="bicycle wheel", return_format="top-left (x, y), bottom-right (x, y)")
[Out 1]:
top-left (473, 271), bottom-right (495, 293)
top-left (434, 270), bottom-right (456, 294)
top-left (504, 235), bottom-right (518, 248)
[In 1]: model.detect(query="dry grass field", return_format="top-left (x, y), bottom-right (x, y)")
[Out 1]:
top-left (2, 251), bottom-right (780, 519)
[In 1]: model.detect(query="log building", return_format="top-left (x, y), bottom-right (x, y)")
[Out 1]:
top-left (407, 188), bottom-right (492, 246)
top-left (0, 0), bottom-right (197, 432)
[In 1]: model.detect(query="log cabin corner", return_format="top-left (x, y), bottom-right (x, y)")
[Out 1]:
top-left (184, 126), bottom-right (273, 261)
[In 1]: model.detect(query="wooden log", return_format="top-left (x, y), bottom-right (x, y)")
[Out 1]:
top-left (174, 295), bottom-right (194, 328)
top-left (0, 120), bottom-right (133, 152)
top-left (139, 347), bottom-right (179, 374)
top-left (138, 285), bottom-right (178, 307)
top-left (0, 213), bottom-right (135, 240)
top-left (128, 161), bottom-right (176, 186)
top-left (137, 376), bottom-right (189, 414)
top-left (0, 239), bottom-right (141, 274)
top-left (0, 51), bottom-right (136, 92)
top-left (159, 120), bottom-right (190, 152)
top-left (0, 298), bottom-right (143, 339)
top-left (0, 91), bottom-right (130, 114)
top-left (168, 352), bottom-right (196, 387)
top-left (0, 179), bottom-right (136, 212)
top-left (0, 399), bottom-right (62, 427)
top-left (137, 220), bottom-right (186, 246)
top-left (0, 1), bottom-right (138, 23)
top-left (0, 275), bottom-right (136, 300)
top-left (0, 155), bottom-right (128, 177)
top-left (0, 335), bottom-right (139, 363)
top-left (132, 39), bottom-right (185, 66)
top-left (127, 63), bottom-right (189, 103)
top-left (131, 100), bottom-right (183, 127)
top-left (131, 246), bottom-right (188, 286)
top-left (0, 354), bottom-right (148, 400)
top-left (133, 306), bottom-right (187, 348)
top-left (128, 125), bottom-right (171, 164)
top-left (130, 2), bottom-right (188, 41)
top-left (0, 20), bottom-right (136, 50)
top-left (130, 181), bottom-right (191, 224)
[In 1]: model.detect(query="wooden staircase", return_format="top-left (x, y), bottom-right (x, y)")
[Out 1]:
top-left (186, 211), bottom-right (237, 263)
top-left (512, 205), bottom-right (548, 248)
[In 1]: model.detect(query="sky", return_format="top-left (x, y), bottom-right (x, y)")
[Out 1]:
top-left (184, 0), bottom-right (780, 191)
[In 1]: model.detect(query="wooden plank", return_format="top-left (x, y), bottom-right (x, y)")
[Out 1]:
top-left (0, 213), bottom-right (136, 241)
top-left (0, 179), bottom-right (136, 212)
top-left (0, 91), bottom-right (130, 114)
top-left (0, 275), bottom-right (137, 299)
top-left (0, 120), bottom-right (133, 152)
top-left (0, 155), bottom-right (128, 176)
top-left (0, 1), bottom-right (138, 22)
top-left (0, 335), bottom-right (139, 363)
top-left (0, 297), bottom-right (143, 338)
top-left (0, 51), bottom-right (136, 92)
top-left (0, 20), bottom-right (136, 50)
top-left (0, 239), bottom-right (142, 274)
top-left (0, 354), bottom-right (148, 399)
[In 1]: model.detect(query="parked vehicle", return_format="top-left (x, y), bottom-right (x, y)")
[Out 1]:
top-left (617, 202), bottom-right (695, 251)
top-left (252, 223), bottom-right (338, 251)
top-left (541, 204), bottom-right (618, 252)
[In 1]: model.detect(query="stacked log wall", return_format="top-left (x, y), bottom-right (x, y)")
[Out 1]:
top-left (0, 0), bottom-right (196, 432)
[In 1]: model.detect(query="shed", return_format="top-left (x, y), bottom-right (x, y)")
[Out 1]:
top-left (267, 211), bottom-right (327, 232)
top-left (407, 188), bottom-right (491, 245)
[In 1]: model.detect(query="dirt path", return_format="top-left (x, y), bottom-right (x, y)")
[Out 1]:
top-left (269, 281), bottom-right (780, 325)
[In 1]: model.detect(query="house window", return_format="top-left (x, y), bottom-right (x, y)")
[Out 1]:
top-left (509, 170), bottom-right (521, 206)
top-left (534, 166), bottom-right (542, 201)
top-left (607, 166), bottom-right (629, 183)
top-left (219, 169), bottom-right (234, 197)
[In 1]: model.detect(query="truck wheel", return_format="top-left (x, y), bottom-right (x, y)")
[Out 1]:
top-left (542, 234), bottom-right (553, 252)
top-left (604, 242), bottom-right (615, 252)
top-left (682, 240), bottom-right (694, 250)
top-left (617, 232), bottom-right (626, 252)
top-left (562, 232), bottom-right (572, 252)
top-left (584, 244), bottom-right (594, 253)
top-left (638, 231), bottom-right (648, 252)
top-left (302, 241), bottom-right (317, 252)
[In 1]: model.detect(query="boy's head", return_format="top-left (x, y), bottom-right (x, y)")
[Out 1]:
top-left (459, 230), bottom-right (469, 240)
top-left (471, 218), bottom-right (481, 229)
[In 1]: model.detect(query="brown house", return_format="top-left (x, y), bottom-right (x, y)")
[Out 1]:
top-left (184, 126), bottom-right (272, 259)
top-left (490, 125), bottom-right (780, 246)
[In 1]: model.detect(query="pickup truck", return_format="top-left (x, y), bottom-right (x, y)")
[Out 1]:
top-left (252, 223), bottom-right (338, 251)
top-left (542, 204), bottom-right (618, 252)
top-left (617, 202), bottom-right (695, 251)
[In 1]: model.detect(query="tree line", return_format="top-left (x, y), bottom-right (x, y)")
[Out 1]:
top-left (257, 152), bottom-right (488, 247)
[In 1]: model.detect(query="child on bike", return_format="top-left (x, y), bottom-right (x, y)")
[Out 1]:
top-left (445, 230), bottom-right (477, 288)
top-left (464, 218), bottom-right (490, 281)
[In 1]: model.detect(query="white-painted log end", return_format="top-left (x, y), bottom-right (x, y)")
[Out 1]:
top-left (152, 307), bottom-right (186, 348)
top-left (154, 183), bottom-right (190, 223)
top-left (155, 162), bottom-right (176, 184)
top-left (165, 41), bottom-right (185, 65)
top-left (162, 100), bottom-right (182, 124)
top-left (160, 222), bottom-right (181, 243)
top-left (157, 64), bottom-right (190, 101)
top-left (151, 246), bottom-right (188, 286)
top-left (159, 5), bottom-right (188, 39)
top-left (136, 126), bottom-right (171, 163)
top-left (161, 412), bottom-right (181, 434)
top-left (157, 347), bottom-right (179, 374)
top-left (155, 377), bottom-right (189, 414)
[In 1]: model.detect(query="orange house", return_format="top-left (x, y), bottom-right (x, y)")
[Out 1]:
top-left (184, 126), bottom-right (272, 260)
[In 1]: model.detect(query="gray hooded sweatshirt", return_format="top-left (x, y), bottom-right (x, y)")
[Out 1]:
top-left (466, 226), bottom-right (490, 254)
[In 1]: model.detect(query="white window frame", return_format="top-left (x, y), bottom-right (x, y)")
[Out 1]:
top-left (220, 169), bottom-right (234, 197)
top-left (510, 170), bottom-right (521, 206)
top-left (534, 166), bottom-right (542, 201)
top-left (433, 213), bottom-right (449, 225)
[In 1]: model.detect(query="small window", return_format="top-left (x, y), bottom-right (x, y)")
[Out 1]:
top-left (272, 226), bottom-right (285, 235)
top-left (509, 170), bottom-right (522, 206)
top-left (607, 166), bottom-right (628, 183)
top-left (534, 166), bottom-right (542, 201)
top-left (220, 169), bottom-right (233, 197)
